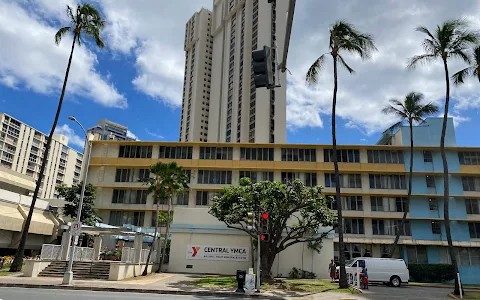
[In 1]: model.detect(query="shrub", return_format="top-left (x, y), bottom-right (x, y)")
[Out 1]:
top-left (408, 264), bottom-right (455, 283)
top-left (288, 267), bottom-right (317, 279)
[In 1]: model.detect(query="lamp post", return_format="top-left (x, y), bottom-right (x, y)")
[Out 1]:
top-left (62, 116), bottom-right (92, 285)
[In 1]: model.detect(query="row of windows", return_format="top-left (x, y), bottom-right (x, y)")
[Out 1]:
top-left (159, 146), bottom-right (192, 159)
top-left (109, 211), bottom-right (144, 226)
top-left (112, 189), bottom-right (148, 204)
top-left (324, 174), bottom-right (362, 188)
top-left (324, 149), bottom-right (360, 163)
top-left (115, 168), bottom-right (150, 182)
top-left (199, 147), bottom-right (233, 160)
top-left (239, 171), bottom-right (274, 183)
top-left (281, 148), bottom-right (316, 162)
top-left (328, 196), bottom-right (408, 212)
top-left (240, 148), bottom-right (274, 161)
top-left (462, 176), bottom-right (480, 192)
top-left (197, 170), bottom-right (232, 184)
top-left (280, 172), bottom-right (317, 187)
top-left (367, 150), bottom-right (404, 164)
top-left (459, 152), bottom-right (480, 165)
top-left (118, 145), bottom-right (152, 158)
top-left (369, 174), bottom-right (406, 189)
top-left (372, 219), bottom-right (411, 236)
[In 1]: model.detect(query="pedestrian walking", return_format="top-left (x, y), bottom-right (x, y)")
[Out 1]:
top-left (328, 259), bottom-right (336, 282)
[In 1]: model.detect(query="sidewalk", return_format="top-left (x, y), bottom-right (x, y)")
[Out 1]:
top-left (0, 272), bottom-right (304, 299)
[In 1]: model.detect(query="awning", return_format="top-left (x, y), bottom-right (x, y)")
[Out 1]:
top-left (0, 203), bottom-right (25, 232)
top-left (29, 210), bottom-right (55, 236)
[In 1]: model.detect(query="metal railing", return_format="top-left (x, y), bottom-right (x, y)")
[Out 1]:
top-left (346, 267), bottom-right (361, 290)
top-left (121, 247), bottom-right (156, 264)
top-left (40, 244), bottom-right (95, 261)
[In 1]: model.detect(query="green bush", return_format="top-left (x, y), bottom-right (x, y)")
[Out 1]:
top-left (288, 267), bottom-right (317, 279)
top-left (408, 264), bottom-right (455, 283)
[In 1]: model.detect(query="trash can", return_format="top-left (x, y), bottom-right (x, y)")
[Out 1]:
top-left (235, 270), bottom-right (246, 293)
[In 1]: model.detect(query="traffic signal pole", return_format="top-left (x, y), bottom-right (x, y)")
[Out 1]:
top-left (256, 210), bottom-right (261, 290)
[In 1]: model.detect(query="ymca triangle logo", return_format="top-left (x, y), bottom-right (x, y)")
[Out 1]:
top-left (192, 246), bottom-right (200, 257)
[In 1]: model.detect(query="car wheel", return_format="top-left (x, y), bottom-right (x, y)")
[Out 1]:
top-left (390, 275), bottom-right (401, 287)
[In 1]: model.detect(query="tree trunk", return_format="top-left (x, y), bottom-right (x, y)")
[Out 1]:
top-left (332, 54), bottom-right (347, 288)
top-left (143, 200), bottom-right (160, 276)
top-left (10, 32), bottom-right (78, 272)
top-left (155, 218), bottom-right (163, 273)
top-left (441, 58), bottom-right (460, 295)
top-left (390, 121), bottom-right (414, 257)
top-left (159, 197), bottom-right (172, 273)
top-left (260, 249), bottom-right (276, 283)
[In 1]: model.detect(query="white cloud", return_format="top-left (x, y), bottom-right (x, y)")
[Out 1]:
top-left (126, 130), bottom-right (138, 140)
top-left (145, 128), bottom-right (164, 140)
top-left (0, 1), bottom-right (127, 108)
top-left (54, 124), bottom-right (84, 148)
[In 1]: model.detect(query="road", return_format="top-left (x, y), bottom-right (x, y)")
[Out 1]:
top-left (0, 288), bottom-right (241, 300)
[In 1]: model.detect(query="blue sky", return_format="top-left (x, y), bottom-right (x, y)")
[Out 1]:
top-left (1, 0), bottom-right (480, 152)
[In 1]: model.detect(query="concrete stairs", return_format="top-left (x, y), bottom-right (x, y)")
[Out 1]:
top-left (38, 261), bottom-right (111, 279)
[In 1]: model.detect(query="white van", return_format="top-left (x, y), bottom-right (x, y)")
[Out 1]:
top-left (336, 257), bottom-right (409, 287)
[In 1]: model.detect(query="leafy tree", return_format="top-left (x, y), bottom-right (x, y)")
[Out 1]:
top-left (209, 178), bottom-right (336, 282)
top-left (452, 45), bottom-right (480, 84)
top-left (10, 3), bottom-right (105, 272)
top-left (56, 183), bottom-right (101, 225)
top-left (305, 21), bottom-right (376, 288)
top-left (382, 92), bottom-right (438, 256)
top-left (142, 162), bottom-right (189, 276)
top-left (408, 20), bottom-right (478, 295)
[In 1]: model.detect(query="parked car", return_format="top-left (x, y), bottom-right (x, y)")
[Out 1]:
top-left (336, 257), bottom-right (409, 287)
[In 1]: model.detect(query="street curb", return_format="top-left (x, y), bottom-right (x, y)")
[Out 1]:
top-left (409, 284), bottom-right (480, 291)
top-left (448, 293), bottom-right (458, 299)
top-left (0, 283), bottom-right (285, 299)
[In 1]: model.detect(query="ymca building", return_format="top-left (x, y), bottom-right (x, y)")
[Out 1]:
top-left (86, 118), bottom-right (480, 283)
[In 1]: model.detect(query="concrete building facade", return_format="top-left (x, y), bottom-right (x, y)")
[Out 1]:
top-left (0, 113), bottom-right (83, 199)
top-left (179, 0), bottom-right (287, 144)
top-left (89, 119), bottom-right (136, 141)
top-left (87, 118), bottom-right (480, 283)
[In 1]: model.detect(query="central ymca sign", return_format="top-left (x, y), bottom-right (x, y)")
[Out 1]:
top-left (186, 245), bottom-right (249, 261)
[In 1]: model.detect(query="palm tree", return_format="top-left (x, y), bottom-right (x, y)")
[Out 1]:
top-left (9, 3), bottom-right (105, 272)
top-left (142, 162), bottom-right (189, 276)
top-left (305, 21), bottom-right (377, 288)
top-left (407, 20), bottom-right (478, 295)
top-left (452, 45), bottom-right (480, 84)
top-left (382, 92), bottom-right (439, 257)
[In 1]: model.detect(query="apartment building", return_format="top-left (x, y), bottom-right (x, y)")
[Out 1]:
top-left (0, 113), bottom-right (83, 199)
top-left (179, 0), bottom-right (288, 144)
top-left (89, 119), bottom-right (136, 141)
top-left (87, 118), bottom-right (480, 283)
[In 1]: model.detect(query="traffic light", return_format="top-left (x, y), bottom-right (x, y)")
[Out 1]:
top-left (246, 211), bottom-right (257, 233)
top-left (260, 211), bottom-right (270, 242)
top-left (252, 46), bottom-right (274, 89)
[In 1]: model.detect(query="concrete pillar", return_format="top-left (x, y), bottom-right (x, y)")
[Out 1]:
top-left (134, 235), bottom-right (143, 263)
top-left (155, 237), bottom-right (162, 263)
top-left (93, 236), bottom-right (103, 261)
top-left (60, 231), bottom-right (72, 260)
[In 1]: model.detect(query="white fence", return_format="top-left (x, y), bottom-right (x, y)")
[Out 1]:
top-left (121, 247), bottom-right (156, 264)
top-left (346, 267), bottom-right (361, 290)
top-left (40, 244), bottom-right (95, 261)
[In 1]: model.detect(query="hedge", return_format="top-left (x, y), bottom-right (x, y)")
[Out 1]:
top-left (408, 264), bottom-right (455, 283)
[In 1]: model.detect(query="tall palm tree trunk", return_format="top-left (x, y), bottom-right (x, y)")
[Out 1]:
top-left (159, 197), bottom-right (172, 273)
top-left (332, 54), bottom-right (347, 288)
top-left (390, 121), bottom-right (414, 257)
top-left (10, 32), bottom-right (78, 272)
top-left (441, 59), bottom-right (460, 295)
top-left (143, 200), bottom-right (160, 276)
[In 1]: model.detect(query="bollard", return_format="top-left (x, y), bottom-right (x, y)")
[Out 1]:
top-left (236, 270), bottom-right (246, 293)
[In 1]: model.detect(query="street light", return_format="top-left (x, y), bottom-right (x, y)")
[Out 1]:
top-left (62, 116), bottom-right (92, 285)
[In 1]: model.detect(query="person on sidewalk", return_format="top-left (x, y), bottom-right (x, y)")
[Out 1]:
top-left (328, 259), bottom-right (336, 282)
top-left (361, 267), bottom-right (369, 290)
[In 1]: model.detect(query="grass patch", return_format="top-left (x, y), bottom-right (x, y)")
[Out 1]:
top-left (191, 276), bottom-right (237, 288)
top-left (0, 269), bottom-right (18, 276)
top-left (463, 291), bottom-right (480, 299)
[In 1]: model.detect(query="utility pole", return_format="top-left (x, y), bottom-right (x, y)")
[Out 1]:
top-left (256, 209), bottom-right (261, 290)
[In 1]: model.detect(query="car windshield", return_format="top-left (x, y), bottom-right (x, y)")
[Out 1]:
top-left (345, 259), bottom-right (355, 267)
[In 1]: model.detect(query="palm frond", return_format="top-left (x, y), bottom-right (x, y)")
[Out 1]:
top-left (306, 54), bottom-right (326, 85)
top-left (337, 55), bottom-right (355, 74)
top-left (66, 5), bottom-right (75, 24)
top-left (331, 21), bottom-right (377, 60)
top-left (382, 104), bottom-right (407, 120)
top-left (415, 26), bottom-right (436, 41)
top-left (452, 67), bottom-right (474, 85)
top-left (55, 26), bottom-right (71, 45)
top-left (406, 54), bottom-right (437, 70)
top-left (450, 49), bottom-right (472, 65)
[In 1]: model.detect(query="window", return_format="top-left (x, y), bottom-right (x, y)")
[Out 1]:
top-left (371, 197), bottom-right (408, 212)
top-left (324, 149), bottom-right (360, 163)
top-left (115, 168), bottom-right (149, 182)
top-left (429, 198), bottom-right (439, 211)
top-left (240, 148), bottom-right (274, 161)
top-left (372, 219), bottom-right (411, 236)
top-left (459, 152), bottom-right (480, 165)
top-left (159, 146), bottom-right (193, 159)
top-left (457, 247), bottom-right (480, 266)
top-left (462, 177), bottom-right (480, 191)
top-left (112, 189), bottom-right (148, 204)
top-left (325, 174), bottom-right (362, 188)
top-left (197, 170), bottom-right (232, 184)
top-left (196, 191), bottom-right (220, 206)
top-left (424, 151), bottom-right (433, 162)
top-left (305, 173), bottom-right (317, 187)
top-left (184, 169), bottom-right (191, 183)
top-left (343, 218), bottom-right (364, 234)
top-left (240, 171), bottom-right (257, 183)
top-left (199, 147), bottom-right (233, 160)
top-left (469, 223), bottom-right (480, 238)
top-left (426, 176), bottom-right (436, 188)
top-left (260, 172), bottom-right (274, 181)
top-left (466, 199), bottom-right (480, 214)
top-left (176, 192), bottom-right (189, 205)
top-left (118, 145), bottom-right (152, 158)
top-left (367, 150), bottom-right (404, 164)
top-left (407, 246), bottom-right (428, 264)
top-left (343, 196), bottom-right (363, 211)
top-left (109, 211), bottom-right (144, 226)
top-left (369, 174), bottom-right (406, 189)
top-left (431, 221), bottom-right (441, 234)
top-left (281, 148), bottom-right (316, 162)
